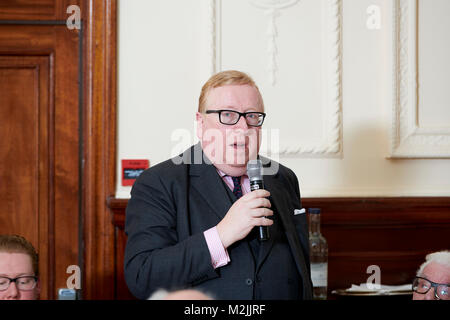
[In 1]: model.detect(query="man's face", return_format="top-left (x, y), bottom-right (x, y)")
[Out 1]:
top-left (0, 252), bottom-right (40, 300)
top-left (413, 262), bottom-right (450, 300)
top-left (196, 84), bottom-right (263, 176)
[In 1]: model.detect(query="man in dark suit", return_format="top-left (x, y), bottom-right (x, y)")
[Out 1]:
top-left (124, 70), bottom-right (313, 300)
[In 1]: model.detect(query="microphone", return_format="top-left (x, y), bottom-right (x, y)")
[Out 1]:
top-left (247, 159), bottom-right (270, 241)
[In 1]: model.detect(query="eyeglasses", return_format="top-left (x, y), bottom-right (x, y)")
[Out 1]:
top-left (412, 276), bottom-right (449, 300)
top-left (205, 110), bottom-right (266, 127)
top-left (0, 276), bottom-right (38, 291)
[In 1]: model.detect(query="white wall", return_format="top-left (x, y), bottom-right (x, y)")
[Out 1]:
top-left (116, 0), bottom-right (450, 198)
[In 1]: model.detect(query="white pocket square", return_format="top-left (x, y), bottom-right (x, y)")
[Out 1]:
top-left (294, 208), bottom-right (306, 215)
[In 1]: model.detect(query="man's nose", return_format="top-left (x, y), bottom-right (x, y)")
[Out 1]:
top-left (234, 115), bottom-right (249, 129)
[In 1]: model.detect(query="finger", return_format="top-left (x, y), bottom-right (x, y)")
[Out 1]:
top-left (255, 216), bottom-right (274, 226)
top-left (251, 208), bottom-right (273, 218)
top-left (248, 198), bottom-right (271, 209)
top-left (244, 189), bottom-right (270, 199)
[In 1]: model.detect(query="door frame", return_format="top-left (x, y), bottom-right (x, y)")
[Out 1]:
top-left (81, 0), bottom-right (118, 300)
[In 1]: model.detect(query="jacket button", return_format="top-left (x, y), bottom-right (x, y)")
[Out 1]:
top-left (246, 278), bottom-right (253, 286)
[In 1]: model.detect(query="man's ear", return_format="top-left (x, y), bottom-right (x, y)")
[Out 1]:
top-left (196, 112), bottom-right (203, 140)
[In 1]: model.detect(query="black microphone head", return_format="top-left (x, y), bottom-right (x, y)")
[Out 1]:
top-left (247, 159), bottom-right (263, 182)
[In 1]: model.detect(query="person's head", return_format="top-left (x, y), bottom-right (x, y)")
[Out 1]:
top-left (0, 235), bottom-right (40, 300)
top-left (148, 288), bottom-right (214, 300)
top-left (412, 250), bottom-right (450, 300)
top-left (196, 70), bottom-right (265, 177)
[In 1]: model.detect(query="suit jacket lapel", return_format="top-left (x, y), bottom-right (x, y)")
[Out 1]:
top-left (275, 187), bottom-right (313, 299)
top-left (185, 146), bottom-right (312, 297)
top-left (189, 150), bottom-right (232, 221)
top-left (255, 173), bottom-right (280, 272)
top-left (257, 160), bottom-right (313, 299)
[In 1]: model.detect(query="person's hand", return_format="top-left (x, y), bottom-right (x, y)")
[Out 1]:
top-left (216, 189), bottom-right (273, 248)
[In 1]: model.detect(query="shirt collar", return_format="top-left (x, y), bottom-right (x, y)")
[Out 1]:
top-left (216, 169), bottom-right (227, 178)
top-left (216, 168), bottom-right (247, 179)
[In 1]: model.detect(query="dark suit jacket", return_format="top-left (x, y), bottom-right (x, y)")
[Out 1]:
top-left (124, 144), bottom-right (313, 300)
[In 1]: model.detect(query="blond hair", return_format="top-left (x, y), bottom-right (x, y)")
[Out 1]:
top-left (198, 70), bottom-right (264, 113)
top-left (0, 234), bottom-right (39, 276)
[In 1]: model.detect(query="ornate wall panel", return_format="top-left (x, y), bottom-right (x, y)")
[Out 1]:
top-left (391, 0), bottom-right (450, 158)
top-left (206, 0), bottom-right (343, 157)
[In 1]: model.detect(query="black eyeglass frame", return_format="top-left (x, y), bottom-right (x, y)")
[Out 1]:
top-left (205, 109), bottom-right (266, 127)
top-left (0, 276), bottom-right (38, 291)
top-left (412, 276), bottom-right (450, 300)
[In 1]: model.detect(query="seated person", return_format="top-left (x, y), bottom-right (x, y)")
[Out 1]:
top-left (0, 235), bottom-right (40, 300)
top-left (412, 250), bottom-right (449, 300)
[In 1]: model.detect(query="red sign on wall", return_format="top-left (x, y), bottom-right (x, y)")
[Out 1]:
top-left (121, 159), bottom-right (149, 186)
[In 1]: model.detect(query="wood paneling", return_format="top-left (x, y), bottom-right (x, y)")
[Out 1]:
top-left (107, 197), bottom-right (133, 299)
top-left (81, 0), bottom-right (118, 300)
top-left (0, 56), bottom-right (50, 298)
top-left (303, 197), bottom-right (450, 298)
top-left (0, 0), bottom-right (118, 300)
top-left (0, 24), bottom-right (80, 299)
top-left (107, 197), bottom-right (450, 299)
top-left (0, 0), bottom-right (81, 21)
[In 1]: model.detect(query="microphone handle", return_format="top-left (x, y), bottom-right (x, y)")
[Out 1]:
top-left (249, 180), bottom-right (270, 241)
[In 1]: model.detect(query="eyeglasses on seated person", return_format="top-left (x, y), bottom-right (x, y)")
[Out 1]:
top-left (0, 276), bottom-right (38, 291)
top-left (412, 276), bottom-right (449, 300)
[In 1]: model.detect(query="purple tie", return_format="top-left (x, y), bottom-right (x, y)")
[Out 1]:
top-left (231, 176), bottom-right (243, 199)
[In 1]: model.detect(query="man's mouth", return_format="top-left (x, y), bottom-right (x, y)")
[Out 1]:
top-left (230, 142), bottom-right (247, 148)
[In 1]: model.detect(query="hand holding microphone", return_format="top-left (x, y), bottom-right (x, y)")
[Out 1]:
top-left (216, 160), bottom-right (272, 248)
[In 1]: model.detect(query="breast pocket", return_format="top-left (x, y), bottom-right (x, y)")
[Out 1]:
top-left (293, 211), bottom-right (308, 233)
top-left (291, 208), bottom-right (310, 257)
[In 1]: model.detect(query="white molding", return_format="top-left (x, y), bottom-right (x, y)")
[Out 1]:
top-left (206, 0), bottom-right (219, 75)
top-left (390, 0), bottom-right (450, 158)
top-left (249, 0), bottom-right (301, 86)
top-left (248, 0), bottom-right (301, 10)
top-left (206, 0), bottom-right (343, 157)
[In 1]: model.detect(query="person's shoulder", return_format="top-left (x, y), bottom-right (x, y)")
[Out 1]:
top-left (141, 157), bottom-right (185, 178)
top-left (259, 155), bottom-right (296, 178)
top-left (260, 156), bottom-right (300, 196)
top-left (135, 146), bottom-right (196, 183)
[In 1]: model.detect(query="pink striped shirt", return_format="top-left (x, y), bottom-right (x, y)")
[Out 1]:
top-left (203, 170), bottom-right (250, 269)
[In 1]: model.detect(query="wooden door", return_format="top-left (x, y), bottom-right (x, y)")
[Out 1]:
top-left (0, 5), bottom-right (81, 300)
top-left (0, 0), bottom-right (118, 300)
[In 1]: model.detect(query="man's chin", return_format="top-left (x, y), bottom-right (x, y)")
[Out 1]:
top-left (216, 152), bottom-right (256, 176)
top-left (214, 163), bottom-right (247, 177)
